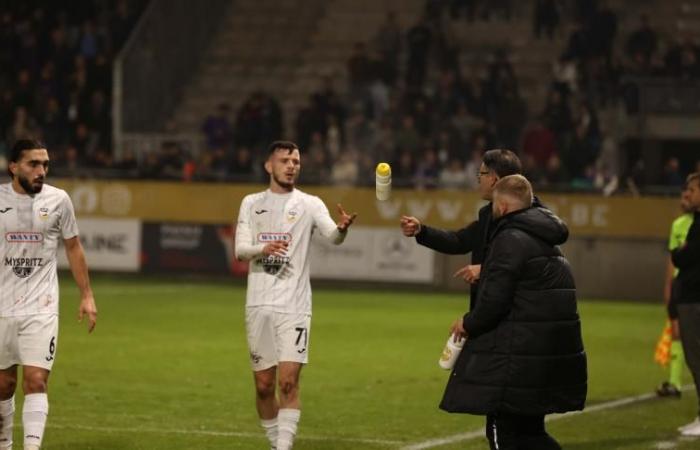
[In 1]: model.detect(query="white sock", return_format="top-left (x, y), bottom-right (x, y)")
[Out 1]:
top-left (277, 408), bottom-right (300, 450)
top-left (0, 396), bottom-right (14, 449)
top-left (22, 393), bottom-right (48, 449)
top-left (261, 417), bottom-right (278, 449)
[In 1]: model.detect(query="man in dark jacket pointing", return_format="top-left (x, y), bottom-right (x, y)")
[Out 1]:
top-left (441, 174), bottom-right (587, 450)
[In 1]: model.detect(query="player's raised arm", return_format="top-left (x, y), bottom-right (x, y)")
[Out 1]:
top-left (311, 198), bottom-right (355, 245)
top-left (335, 203), bottom-right (357, 232)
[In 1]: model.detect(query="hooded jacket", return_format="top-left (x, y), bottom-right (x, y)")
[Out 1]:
top-left (416, 197), bottom-right (545, 312)
top-left (439, 206), bottom-right (587, 415)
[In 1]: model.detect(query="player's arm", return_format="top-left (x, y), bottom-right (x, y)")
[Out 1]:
top-left (415, 221), bottom-right (478, 255)
top-left (64, 236), bottom-right (97, 333)
top-left (663, 256), bottom-right (674, 305)
top-left (461, 232), bottom-right (524, 338)
top-left (313, 199), bottom-right (356, 245)
top-left (234, 198), bottom-right (288, 261)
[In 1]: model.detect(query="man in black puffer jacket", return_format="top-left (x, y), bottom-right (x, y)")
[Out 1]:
top-left (441, 175), bottom-right (587, 450)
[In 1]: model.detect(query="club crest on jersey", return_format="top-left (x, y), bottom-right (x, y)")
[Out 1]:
top-left (38, 207), bottom-right (49, 220)
top-left (287, 210), bottom-right (298, 223)
top-left (5, 232), bottom-right (44, 243)
top-left (5, 256), bottom-right (44, 278)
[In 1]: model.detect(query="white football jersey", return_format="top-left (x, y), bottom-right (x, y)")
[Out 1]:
top-left (235, 189), bottom-right (345, 315)
top-left (0, 183), bottom-right (79, 317)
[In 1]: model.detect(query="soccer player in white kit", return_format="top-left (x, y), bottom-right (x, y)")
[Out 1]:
top-left (0, 140), bottom-right (97, 450)
top-left (235, 141), bottom-right (356, 450)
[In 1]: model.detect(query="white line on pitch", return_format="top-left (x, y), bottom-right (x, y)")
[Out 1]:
top-left (45, 423), bottom-right (402, 446)
top-left (401, 384), bottom-right (696, 450)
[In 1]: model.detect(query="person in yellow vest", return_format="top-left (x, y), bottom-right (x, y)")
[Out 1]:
top-left (655, 184), bottom-right (693, 397)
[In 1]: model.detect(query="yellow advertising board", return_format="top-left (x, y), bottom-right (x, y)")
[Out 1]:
top-left (52, 180), bottom-right (679, 239)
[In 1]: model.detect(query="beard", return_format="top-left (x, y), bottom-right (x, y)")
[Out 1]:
top-left (273, 172), bottom-right (296, 190)
top-left (18, 174), bottom-right (44, 194)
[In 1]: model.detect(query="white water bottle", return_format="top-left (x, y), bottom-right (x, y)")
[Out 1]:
top-left (439, 334), bottom-right (466, 370)
top-left (375, 162), bottom-right (392, 201)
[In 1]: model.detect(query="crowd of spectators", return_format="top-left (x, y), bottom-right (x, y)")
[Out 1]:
top-left (0, 0), bottom-right (144, 176)
top-left (182, 0), bottom-right (699, 193)
top-left (2, 0), bottom-right (698, 194)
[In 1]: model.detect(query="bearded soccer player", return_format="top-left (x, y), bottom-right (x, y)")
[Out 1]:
top-left (0, 139), bottom-right (97, 450)
top-left (234, 141), bottom-right (356, 450)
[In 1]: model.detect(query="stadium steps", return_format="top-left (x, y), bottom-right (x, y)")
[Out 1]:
top-left (169, 0), bottom-right (327, 133)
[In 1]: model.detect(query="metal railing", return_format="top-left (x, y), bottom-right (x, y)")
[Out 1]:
top-left (113, 0), bottom-right (230, 159)
top-left (120, 132), bottom-right (206, 159)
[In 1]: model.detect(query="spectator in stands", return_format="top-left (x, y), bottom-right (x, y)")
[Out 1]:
top-left (393, 148), bottom-right (416, 187)
top-left (543, 154), bottom-right (570, 187)
top-left (40, 97), bottom-right (68, 146)
top-left (330, 150), bottom-right (359, 186)
top-left (450, 0), bottom-right (478, 22)
top-left (412, 98), bottom-right (435, 138)
top-left (79, 20), bottom-right (100, 60)
top-left (228, 146), bottom-right (254, 180)
top-left (110, 0), bottom-right (137, 52)
top-left (13, 69), bottom-right (35, 110)
top-left (414, 147), bottom-right (440, 190)
top-left (72, 122), bottom-right (97, 160)
top-left (52, 145), bottom-right (82, 178)
top-left (522, 119), bottom-right (557, 167)
top-left (433, 70), bottom-right (460, 120)
top-left (197, 146), bottom-right (229, 181)
top-left (6, 106), bottom-right (39, 144)
top-left (295, 94), bottom-right (326, 150)
top-left (85, 90), bottom-right (111, 148)
top-left (345, 108), bottom-right (376, 153)
top-left (663, 157), bottom-right (685, 187)
top-left (626, 14), bottom-right (657, 66)
top-left (406, 17), bottom-right (433, 89)
top-left (563, 20), bottom-right (591, 63)
top-left (373, 12), bottom-right (402, 86)
top-left (257, 92), bottom-right (283, 148)
top-left (522, 153), bottom-right (547, 186)
top-left (158, 142), bottom-right (187, 180)
top-left (439, 157), bottom-right (469, 190)
top-left (590, 3), bottom-right (617, 65)
top-left (202, 103), bottom-right (233, 150)
top-left (552, 55), bottom-right (578, 96)
top-left (235, 91), bottom-right (283, 151)
top-left (493, 86), bottom-right (527, 150)
top-left (533, 0), bottom-right (560, 41)
top-left (347, 42), bottom-right (373, 102)
top-left (300, 141), bottom-right (330, 185)
top-left (450, 103), bottom-right (480, 150)
top-left (314, 77), bottom-right (346, 128)
top-left (394, 115), bottom-right (422, 155)
top-left (542, 89), bottom-right (573, 141)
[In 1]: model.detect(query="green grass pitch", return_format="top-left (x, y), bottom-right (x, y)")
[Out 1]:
top-left (11, 275), bottom-right (700, 449)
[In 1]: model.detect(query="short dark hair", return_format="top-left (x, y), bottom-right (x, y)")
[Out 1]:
top-left (267, 140), bottom-right (299, 156)
top-left (8, 139), bottom-right (46, 177)
top-left (482, 149), bottom-right (522, 178)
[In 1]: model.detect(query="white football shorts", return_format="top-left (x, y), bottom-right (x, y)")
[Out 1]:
top-left (0, 314), bottom-right (59, 371)
top-left (245, 308), bottom-right (311, 371)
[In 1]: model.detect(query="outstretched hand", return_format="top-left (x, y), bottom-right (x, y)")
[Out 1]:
top-left (336, 203), bottom-right (357, 232)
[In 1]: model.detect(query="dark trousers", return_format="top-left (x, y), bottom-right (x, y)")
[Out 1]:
top-left (678, 303), bottom-right (700, 414)
top-left (485, 413), bottom-right (561, 450)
